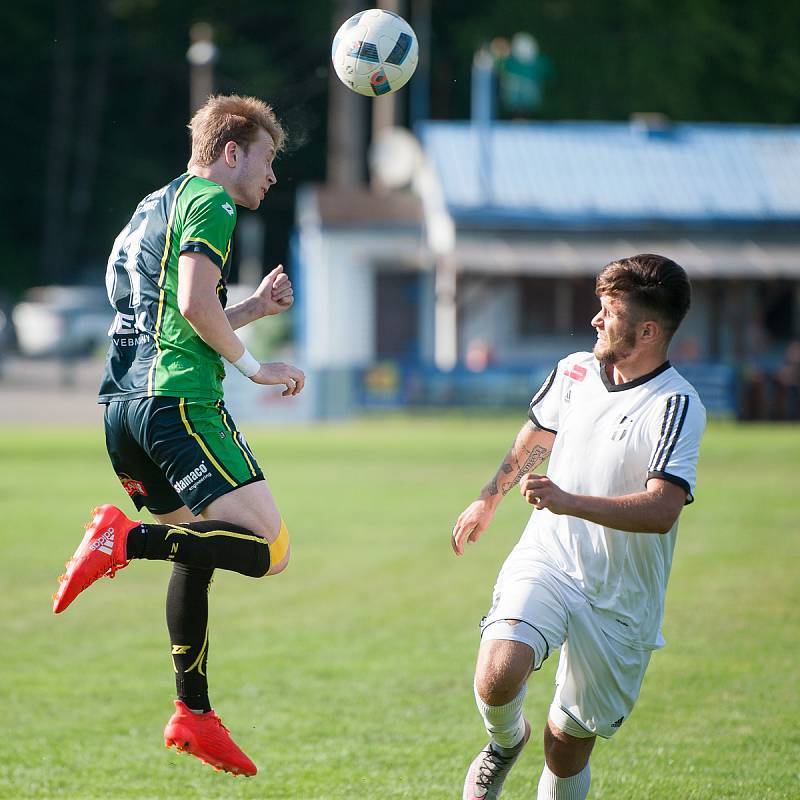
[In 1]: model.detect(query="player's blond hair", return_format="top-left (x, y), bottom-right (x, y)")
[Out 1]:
top-left (188, 94), bottom-right (286, 167)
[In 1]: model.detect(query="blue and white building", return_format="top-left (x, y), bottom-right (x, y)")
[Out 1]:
top-left (292, 120), bottom-right (800, 416)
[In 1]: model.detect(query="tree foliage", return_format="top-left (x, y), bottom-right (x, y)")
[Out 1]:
top-left (2, 0), bottom-right (798, 294)
top-left (430, 0), bottom-right (800, 123)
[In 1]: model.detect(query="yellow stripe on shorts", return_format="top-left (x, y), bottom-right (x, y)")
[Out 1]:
top-left (216, 400), bottom-right (257, 476)
top-left (178, 398), bottom-right (237, 487)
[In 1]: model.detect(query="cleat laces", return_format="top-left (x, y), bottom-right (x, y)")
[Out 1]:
top-left (476, 746), bottom-right (515, 791)
top-left (211, 714), bottom-right (231, 736)
top-left (105, 559), bottom-right (130, 579)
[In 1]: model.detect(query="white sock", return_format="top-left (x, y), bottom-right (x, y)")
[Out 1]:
top-left (536, 762), bottom-right (591, 800)
top-left (474, 683), bottom-right (527, 750)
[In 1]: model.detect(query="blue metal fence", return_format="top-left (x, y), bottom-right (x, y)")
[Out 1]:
top-left (356, 361), bottom-right (739, 417)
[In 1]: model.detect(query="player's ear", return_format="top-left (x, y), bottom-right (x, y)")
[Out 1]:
top-left (640, 320), bottom-right (660, 342)
top-left (222, 140), bottom-right (238, 168)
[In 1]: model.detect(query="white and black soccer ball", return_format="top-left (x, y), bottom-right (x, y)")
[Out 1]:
top-left (331, 8), bottom-right (419, 97)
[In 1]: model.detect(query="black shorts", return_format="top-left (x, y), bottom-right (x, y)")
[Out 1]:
top-left (103, 396), bottom-right (264, 516)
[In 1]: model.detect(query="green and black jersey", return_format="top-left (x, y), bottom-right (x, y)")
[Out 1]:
top-left (99, 174), bottom-right (237, 403)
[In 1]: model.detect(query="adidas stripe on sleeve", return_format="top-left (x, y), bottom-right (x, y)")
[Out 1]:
top-left (646, 393), bottom-right (706, 503)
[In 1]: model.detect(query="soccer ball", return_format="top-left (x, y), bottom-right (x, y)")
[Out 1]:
top-left (331, 8), bottom-right (419, 97)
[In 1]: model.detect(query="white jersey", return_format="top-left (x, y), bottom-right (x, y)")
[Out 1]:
top-left (523, 351), bottom-right (706, 650)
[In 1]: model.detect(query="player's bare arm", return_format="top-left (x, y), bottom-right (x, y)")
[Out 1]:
top-left (178, 252), bottom-right (305, 396)
top-left (225, 264), bottom-right (293, 330)
top-left (451, 420), bottom-right (555, 555)
top-left (519, 474), bottom-right (686, 534)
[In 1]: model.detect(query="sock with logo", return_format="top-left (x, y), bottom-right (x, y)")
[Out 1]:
top-left (125, 520), bottom-right (269, 577)
top-left (536, 762), bottom-right (591, 800)
top-left (167, 562), bottom-right (213, 713)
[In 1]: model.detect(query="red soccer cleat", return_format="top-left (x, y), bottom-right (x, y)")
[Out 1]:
top-left (164, 700), bottom-right (257, 777)
top-left (52, 505), bottom-right (137, 614)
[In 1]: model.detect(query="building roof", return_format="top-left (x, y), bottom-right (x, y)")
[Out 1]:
top-left (417, 121), bottom-right (800, 228)
top-left (452, 232), bottom-right (800, 278)
top-left (311, 185), bottom-right (421, 227)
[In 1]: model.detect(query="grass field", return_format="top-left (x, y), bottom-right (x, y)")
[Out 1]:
top-left (1, 416), bottom-right (798, 799)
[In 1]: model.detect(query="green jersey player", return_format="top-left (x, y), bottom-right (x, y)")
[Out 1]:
top-left (53, 94), bottom-right (304, 777)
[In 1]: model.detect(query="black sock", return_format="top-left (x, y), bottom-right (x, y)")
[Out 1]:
top-left (166, 563), bottom-right (213, 713)
top-left (125, 520), bottom-right (270, 577)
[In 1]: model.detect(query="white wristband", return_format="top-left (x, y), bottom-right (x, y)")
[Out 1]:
top-left (230, 348), bottom-right (261, 378)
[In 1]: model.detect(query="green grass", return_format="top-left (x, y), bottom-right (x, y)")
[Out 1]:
top-left (1, 417), bottom-right (798, 799)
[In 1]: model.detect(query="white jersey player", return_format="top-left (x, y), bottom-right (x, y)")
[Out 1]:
top-left (454, 255), bottom-right (706, 800)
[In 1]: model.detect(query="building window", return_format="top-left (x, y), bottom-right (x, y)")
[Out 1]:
top-left (519, 277), bottom-right (597, 336)
top-left (375, 272), bottom-right (420, 361)
top-left (571, 278), bottom-right (600, 332)
top-left (761, 280), bottom-right (796, 342)
top-left (519, 278), bottom-right (556, 336)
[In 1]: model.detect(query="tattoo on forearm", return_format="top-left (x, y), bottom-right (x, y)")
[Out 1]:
top-left (481, 425), bottom-right (551, 500)
top-left (482, 479), bottom-right (499, 497)
top-left (499, 444), bottom-right (550, 495)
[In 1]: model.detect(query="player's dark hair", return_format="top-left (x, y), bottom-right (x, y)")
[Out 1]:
top-left (596, 254), bottom-right (691, 339)
top-left (188, 94), bottom-right (285, 167)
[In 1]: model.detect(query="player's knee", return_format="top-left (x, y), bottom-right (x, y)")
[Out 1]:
top-left (475, 671), bottom-right (523, 706)
top-left (475, 660), bottom-right (527, 706)
top-left (264, 518), bottom-right (290, 577)
top-left (543, 720), bottom-right (595, 777)
top-left (475, 638), bottom-right (533, 705)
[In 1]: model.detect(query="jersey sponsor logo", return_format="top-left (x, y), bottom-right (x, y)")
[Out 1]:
top-left (111, 309), bottom-right (147, 333)
top-left (563, 364), bottom-right (587, 382)
top-left (119, 474), bottom-right (148, 498)
top-left (611, 415), bottom-right (634, 441)
top-left (108, 310), bottom-right (150, 342)
top-left (173, 462), bottom-right (210, 493)
top-left (221, 202), bottom-right (234, 216)
top-left (113, 334), bottom-right (150, 347)
top-left (90, 528), bottom-right (115, 556)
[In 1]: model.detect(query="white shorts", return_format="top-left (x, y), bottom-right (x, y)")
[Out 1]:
top-left (480, 548), bottom-right (651, 739)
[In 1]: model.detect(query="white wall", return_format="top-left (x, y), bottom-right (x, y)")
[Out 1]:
top-left (299, 227), bottom-right (423, 368)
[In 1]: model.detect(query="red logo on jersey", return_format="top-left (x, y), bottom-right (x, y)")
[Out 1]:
top-left (119, 474), bottom-right (148, 498)
top-left (563, 364), bottom-right (587, 382)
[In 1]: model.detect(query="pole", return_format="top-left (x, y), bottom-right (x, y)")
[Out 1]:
top-left (372, 0), bottom-right (403, 142)
top-left (328, 0), bottom-right (367, 186)
top-left (414, 162), bottom-right (457, 371)
top-left (187, 22), bottom-right (217, 114)
top-left (409, 0), bottom-right (431, 128)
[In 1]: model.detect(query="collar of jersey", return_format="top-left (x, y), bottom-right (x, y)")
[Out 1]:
top-left (599, 360), bottom-right (672, 392)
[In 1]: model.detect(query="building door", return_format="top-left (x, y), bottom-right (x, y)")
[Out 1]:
top-left (376, 272), bottom-right (420, 361)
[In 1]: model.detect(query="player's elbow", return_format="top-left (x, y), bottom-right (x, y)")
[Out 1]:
top-left (645, 481), bottom-right (686, 533)
top-left (650, 509), bottom-right (681, 534)
top-left (178, 293), bottom-right (203, 322)
top-left (653, 521), bottom-right (674, 535)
